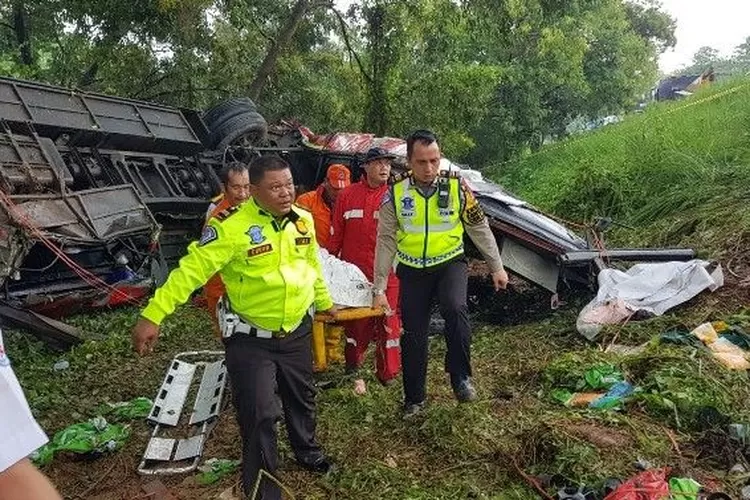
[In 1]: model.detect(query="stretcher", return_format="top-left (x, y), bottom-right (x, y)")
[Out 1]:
top-left (312, 306), bottom-right (386, 371)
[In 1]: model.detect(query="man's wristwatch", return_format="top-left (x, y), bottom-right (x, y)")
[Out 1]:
top-left (372, 288), bottom-right (385, 297)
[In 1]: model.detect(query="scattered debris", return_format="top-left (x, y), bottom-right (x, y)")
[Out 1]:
top-left (0, 301), bottom-right (91, 350)
top-left (138, 351), bottom-right (227, 476)
top-left (691, 322), bottom-right (750, 370)
top-left (550, 364), bottom-right (634, 409)
top-left (195, 458), bottom-right (241, 485)
top-left (668, 477), bottom-right (702, 500)
top-left (31, 416), bottom-right (129, 465)
top-left (577, 260), bottom-right (723, 340)
top-left (589, 381), bottom-right (635, 410)
top-left (604, 467), bottom-right (670, 500)
top-left (52, 359), bottom-right (69, 371)
top-left (97, 397), bottom-right (154, 421)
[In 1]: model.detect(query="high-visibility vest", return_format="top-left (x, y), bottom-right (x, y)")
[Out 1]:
top-left (142, 199), bottom-right (333, 332)
top-left (392, 174), bottom-right (464, 268)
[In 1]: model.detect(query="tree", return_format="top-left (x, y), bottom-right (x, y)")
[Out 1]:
top-left (692, 46), bottom-right (720, 68)
top-left (247, 0), bottom-right (333, 101)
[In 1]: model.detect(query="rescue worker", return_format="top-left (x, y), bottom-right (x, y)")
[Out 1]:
top-left (327, 147), bottom-right (401, 395)
top-left (132, 155), bottom-right (337, 500)
top-left (203, 161), bottom-right (251, 336)
top-left (295, 164), bottom-right (350, 248)
top-left (372, 129), bottom-right (509, 419)
top-left (296, 164), bottom-right (351, 369)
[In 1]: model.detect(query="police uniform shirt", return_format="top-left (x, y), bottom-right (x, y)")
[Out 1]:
top-left (142, 198), bottom-right (333, 333)
top-left (0, 326), bottom-right (49, 472)
top-left (372, 171), bottom-right (503, 292)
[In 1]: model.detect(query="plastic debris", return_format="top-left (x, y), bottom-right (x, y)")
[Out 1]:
top-left (550, 365), bottom-right (632, 409)
top-left (691, 323), bottom-right (750, 370)
top-left (583, 365), bottom-right (624, 391)
top-left (97, 397), bottom-right (153, 421)
top-left (604, 467), bottom-right (670, 500)
top-left (196, 458), bottom-right (241, 485)
top-left (590, 381), bottom-right (635, 410)
top-left (668, 477), bottom-right (701, 500)
top-left (53, 360), bottom-right (69, 371)
top-left (31, 417), bottom-right (129, 466)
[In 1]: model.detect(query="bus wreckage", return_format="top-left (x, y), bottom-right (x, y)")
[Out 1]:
top-left (0, 76), bottom-right (695, 348)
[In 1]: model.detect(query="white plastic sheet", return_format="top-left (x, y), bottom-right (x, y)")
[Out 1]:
top-left (577, 260), bottom-right (724, 340)
top-left (318, 249), bottom-right (372, 308)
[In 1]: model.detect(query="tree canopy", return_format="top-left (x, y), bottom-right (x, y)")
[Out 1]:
top-left (0, 0), bottom-right (676, 165)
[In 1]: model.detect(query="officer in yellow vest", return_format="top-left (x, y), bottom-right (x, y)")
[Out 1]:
top-left (373, 129), bottom-right (509, 419)
top-left (132, 155), bottom-right (337, 500)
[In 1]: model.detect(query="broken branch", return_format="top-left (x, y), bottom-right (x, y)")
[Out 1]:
top-left (510, 457), bottom-right (555, 500)
top-left (331, 9), bottom-right (372, 85)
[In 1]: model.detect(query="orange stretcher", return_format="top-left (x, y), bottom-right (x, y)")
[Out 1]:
top-left (312, 307), bottom-right (386, 372)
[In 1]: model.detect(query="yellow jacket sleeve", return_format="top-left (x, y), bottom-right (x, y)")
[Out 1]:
top-left (142, 220), bottom-right (238, 325)
top-left (304, 215), bottom-right (334, 311)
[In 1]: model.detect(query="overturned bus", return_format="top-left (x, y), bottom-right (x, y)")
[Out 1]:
top-left (0, 76), bottom-right (694, 344)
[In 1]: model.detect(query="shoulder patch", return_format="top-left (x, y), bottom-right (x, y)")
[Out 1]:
top-left (439, 169), bottom-right (461, 179)
top-left (216, 205), bottom-right (240, 221)
top-left (389, 170), bottom-right (411, 185)
top-left (295, 219), bottom-right (309, 235)
top-left (199, 226), bottom-right (218, 246)
top-left (380, 189), bottom-right (393, 207)
top-left (464, 201), bottom-right (486, 225)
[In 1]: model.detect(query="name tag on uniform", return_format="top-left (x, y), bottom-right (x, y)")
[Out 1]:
top-left (295, 237), bottom-right (311, 245)
top-left (248, 244), bottom-right (273, 257)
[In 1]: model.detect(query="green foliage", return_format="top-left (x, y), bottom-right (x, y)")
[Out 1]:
top-left (492, 78), bottom-right (750, 258)
top-left (677, 36), bottom-right (750, 78)
top-left (0, 0), bottom-right (674, 162)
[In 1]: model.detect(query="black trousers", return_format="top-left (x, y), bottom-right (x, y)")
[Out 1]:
top-left (397, 258), bottom-right (471, 405)
top-left (224, 316), bottom-right (322, 500)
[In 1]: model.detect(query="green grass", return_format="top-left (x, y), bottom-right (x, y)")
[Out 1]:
top-left (5, 302), bottom-right (750, 499)
top-left (489, 77), bottom-right (750, 260)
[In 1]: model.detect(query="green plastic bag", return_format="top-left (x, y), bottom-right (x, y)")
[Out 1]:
top-left (196, 458), bottom-right (241, 485)
top-left (97, 397), bottom-right (153, 421)
top-left (582, 365), bottom-right (624, 391)
top-left (550, 388), bottom-right (574, 406)
top-left (31, 417), bottom-right (130, 466)
top-left (669, 477), bottom-right (701, 500)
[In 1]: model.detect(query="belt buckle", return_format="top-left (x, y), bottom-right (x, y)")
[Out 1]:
top-left (255, 329), bottom-right (272, 339)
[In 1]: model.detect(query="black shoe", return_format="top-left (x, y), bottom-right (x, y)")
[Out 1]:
top-left (298, 455), bottom-right (337, 475)
top-left (402, 401), bottom-right (425, 420)
top-left (314, 379), bottom-right (336, 390)
top-left (450, 375), bottom-right (477, 402)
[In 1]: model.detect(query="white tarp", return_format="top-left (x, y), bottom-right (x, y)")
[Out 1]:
top-left (318, 248), bottom-right (372, 308)
top-left (577, 259), bottom-right (724, 340)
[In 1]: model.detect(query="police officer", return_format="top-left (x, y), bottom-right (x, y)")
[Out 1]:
top-left (132, 155), bottom-right (337, 499)
top-left (372, 130), bottom-right (509, 419)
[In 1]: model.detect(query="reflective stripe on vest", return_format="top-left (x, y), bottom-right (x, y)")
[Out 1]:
top-left (392, 176), bottom-right (464, 268)
top-left (343, 209), bottom-right (364, 219)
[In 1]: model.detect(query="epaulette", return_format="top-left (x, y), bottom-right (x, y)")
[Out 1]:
top-left (389, 170), bottom-right (411, 185)
top-left (439, 169), bottom-right (461, 179)
top-left (292, 204), bottom-right (312, 217)
top-left (215, 205), bottom-right (240, 221)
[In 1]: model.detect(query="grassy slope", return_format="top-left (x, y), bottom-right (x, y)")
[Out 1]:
top-left (489, 78), bottom-right (750, 261)
top-left (5, 79), bottom-right (750, 499)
